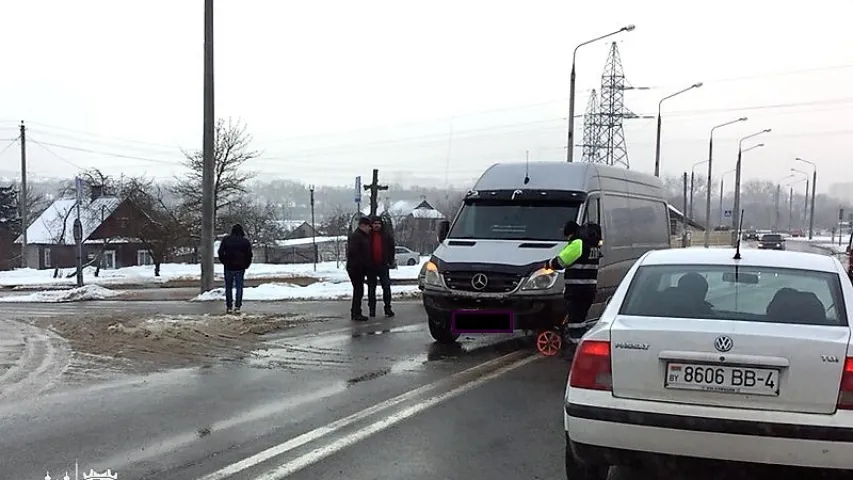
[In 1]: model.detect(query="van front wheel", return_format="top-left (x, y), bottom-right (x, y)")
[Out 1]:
top-left (428, 316), bottom-right (459, 344)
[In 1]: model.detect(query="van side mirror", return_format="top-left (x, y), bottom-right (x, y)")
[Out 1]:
top-left (437, 220), bottom-right (450, 243)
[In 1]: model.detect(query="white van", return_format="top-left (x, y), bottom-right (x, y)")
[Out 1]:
top-left (420, 161), bottom-right (671, 343)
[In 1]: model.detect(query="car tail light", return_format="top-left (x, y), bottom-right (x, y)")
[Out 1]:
top-left (569, 340), bottom-right (612, 391)
top-left (837, 357), bottom-right (853, 409)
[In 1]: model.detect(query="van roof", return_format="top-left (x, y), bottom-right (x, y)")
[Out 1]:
top-left (471, 161), bottom-right (664, 193)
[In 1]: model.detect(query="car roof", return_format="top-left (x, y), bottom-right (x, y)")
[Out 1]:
top-left (638, 248), bottom-right (841, 273)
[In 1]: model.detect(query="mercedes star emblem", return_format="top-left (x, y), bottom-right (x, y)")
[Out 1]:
top-left (714, 335), bottom-right (733, 353)
top-left (471, 273), bottom-right (489, 291)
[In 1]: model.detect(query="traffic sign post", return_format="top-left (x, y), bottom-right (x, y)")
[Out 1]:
top-left (723, 209), bottom-right (732, 218)
top-left (354, 176), bottom-right (362, 214)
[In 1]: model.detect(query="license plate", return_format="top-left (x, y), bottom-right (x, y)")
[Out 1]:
top-left (451, 309), bottom-right (514, 334)
top-left (664, 363), bottom-right (780, 396)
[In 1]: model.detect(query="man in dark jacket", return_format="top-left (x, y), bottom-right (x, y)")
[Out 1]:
top-left (217, 223), bottom-right (253, 314)
top-left (346, 216), bottom-right (372, 321)
top-left (366, 215), bottom-right (396, 318)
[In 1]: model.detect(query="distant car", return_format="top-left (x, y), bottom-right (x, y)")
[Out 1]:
top-left (564, 248), bottom-right (853, 478)
top-left (792, 229), bottom-right (804, 237)
top-left (757, 233), bottom-right (785, 250)
top-left (394, 246), bottom-right (420, 267)
top-left (743, 230), bottom-right (759, 241)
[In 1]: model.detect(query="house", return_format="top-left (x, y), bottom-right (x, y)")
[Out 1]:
top-left (363, 198), bottom-right (446, 254)
top-left (15, 191), bottom-right (156, 270)
top-left (270, 235), bottom-right (347, 264)
top-left (282, 221), bottom-right (316, 240)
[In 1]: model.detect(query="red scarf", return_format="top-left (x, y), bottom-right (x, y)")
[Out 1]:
top-left (371, 231), bottom-right (383, 263)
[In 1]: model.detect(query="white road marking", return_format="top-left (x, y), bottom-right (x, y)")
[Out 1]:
top-left (254, 353), bottom-right (540, 479)
top-left (196, 350), bottom-right (535, 480)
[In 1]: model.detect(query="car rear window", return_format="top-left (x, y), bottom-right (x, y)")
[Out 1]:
top-left (619, 264), bottom-right (848, 326)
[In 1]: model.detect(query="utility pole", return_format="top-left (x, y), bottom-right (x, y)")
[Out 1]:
top-left (363, 169), bottom-right (388, 217)
top-left (788, 186), bottom-right (793, 232)
top-left (718, 179), bottom-right (724, 228)
top-left (682, 172), bottom-right (688, 247)
top-left (310, 185), bottom-right (317, 271)
top-left (354, 176), bottom-right (362, 217)
top-left (774, 184), bottom-right (780, 232)
top-left (74, 177), bottom-right (84, 287)
top-left (689, 171), bottom-right (695, 219)
top-left (19, 121), bottom-right (27, 268)
top-left (199, 0), bottom-right (215, 293)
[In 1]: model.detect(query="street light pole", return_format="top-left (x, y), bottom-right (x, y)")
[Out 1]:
top-left (690, 159), bottom-right (708, 220)
top-left (732, 129), bottom-right (770, 245)
top-left (654, 82), bottom-right (703, 177)
top-left (705, 117), bottom-right (748, 248)
top-left (567, 25), bottom-right (635, 163)
top-left (791, 168), bottom-right (809, 231)
top-left (796, 157), bottom-right (817, 239)
top-left (200, 0), bottom-right (215, 293)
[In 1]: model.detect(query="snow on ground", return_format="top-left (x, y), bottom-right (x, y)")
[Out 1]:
top-left (193, 281), bottom-right (422, 302)
top-left (0, 257), bottom-right (429, 288)
top-left (787, 236), bottom-right (849, 254)
top-left (0, 285), bottom-right (123, 303)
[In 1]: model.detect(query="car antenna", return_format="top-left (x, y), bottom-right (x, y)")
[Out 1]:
top-left (734, 209), bottom-right (745, 260)
top-left (523, 150), bottom-right (530, 185)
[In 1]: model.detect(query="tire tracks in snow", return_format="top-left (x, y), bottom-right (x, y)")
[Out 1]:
top-left (0, 319), bottom-right (72, 402)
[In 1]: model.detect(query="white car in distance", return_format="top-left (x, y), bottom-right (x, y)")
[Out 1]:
top-left (395, 246), bottom-right (420, 267)
top-left (564, 247), bottom-right (853, 478)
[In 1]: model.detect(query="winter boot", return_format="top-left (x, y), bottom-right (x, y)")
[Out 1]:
top-left (384, 306), bottom-right (395, 318)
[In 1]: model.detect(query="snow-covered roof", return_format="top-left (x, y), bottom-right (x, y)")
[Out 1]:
top-left (276, 220), bottom-right (308, 231)
top-left (16, 196), bottom-right (122, 245)
top-left (360, 199), bottom-right (445, 219)
top-left (276, 235), bottom-right (346, 248)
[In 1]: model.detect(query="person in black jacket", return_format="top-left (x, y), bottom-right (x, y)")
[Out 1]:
top-left (346, 217), bottom-right (372, 321)
top-left (217, 223), bottom-right (253, 314)
top-left (366, 215), bottom-right (396, 318)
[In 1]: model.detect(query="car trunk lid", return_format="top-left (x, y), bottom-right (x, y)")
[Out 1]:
top-left (610, 316), bottom-right (850, 414)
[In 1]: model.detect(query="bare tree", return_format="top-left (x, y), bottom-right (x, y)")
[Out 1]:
top-left (320, 204), bottom-right (354, 263)
top-left (217, 197), bottom-right (284, 261)
top-left (122, 177), bottom-right (192, 276)
top-left (173, 117), bottom-right (259, 224)
top-left (431, 190), bottom-right (465, 220)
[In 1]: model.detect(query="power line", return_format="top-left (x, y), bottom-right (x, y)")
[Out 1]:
top-left (26, 140), bottom-right (182, 166)
top-left (0, 137), bottom-right (19, 159)
top-left (25, 121), bottom-right (185, 150)
top-left (27, 137), bottom-right (87, 170)
top-left (27, 128), bottom-right (183, 155)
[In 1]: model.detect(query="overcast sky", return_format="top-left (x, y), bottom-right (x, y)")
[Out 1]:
top-left (1, 0), bottom-right (852, 193)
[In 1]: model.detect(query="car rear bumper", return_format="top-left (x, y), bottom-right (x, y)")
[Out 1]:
top-left (565, 397), bottom-right (853, 470)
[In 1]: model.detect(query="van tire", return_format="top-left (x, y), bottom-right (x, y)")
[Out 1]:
top-left (428, 316), bottom-right (459, 344)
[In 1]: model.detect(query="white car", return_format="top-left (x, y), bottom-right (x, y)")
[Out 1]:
top-left (564, 247), bottom-right (853, 478)
top-left (395, 246), bottom-right (420, 267)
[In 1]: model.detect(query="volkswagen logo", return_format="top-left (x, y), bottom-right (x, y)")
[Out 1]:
top-left (714, 335), bottom-right (733, 353)
top-left (471, 273), bottom-right (489, 291)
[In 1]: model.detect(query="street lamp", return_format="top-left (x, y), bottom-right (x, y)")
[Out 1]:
top-left (719, 168), bottom-right (736, 226)
top-left (796, 157), bottom-right (818, 239)
top-left (566, 25), bottom-right (635, 163)
top-left (791, 168), bottom-right (810, 232)
top-left (705, 117), bottom-right (748, 248)
top-left (731, 129), bottom-right (771, 245)
top-left (654, 82), bottom-right (703, 177)
top-left (690, 159), bottom-right (708, 220)
top-left (786, 176), bottom-right (806, 233)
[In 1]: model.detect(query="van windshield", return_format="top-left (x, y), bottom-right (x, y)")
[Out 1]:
top-left (448, 199), bottom-right (581, 241)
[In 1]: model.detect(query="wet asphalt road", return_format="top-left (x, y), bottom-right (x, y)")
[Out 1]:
top-left (0, 300), bottom-right (576, 480)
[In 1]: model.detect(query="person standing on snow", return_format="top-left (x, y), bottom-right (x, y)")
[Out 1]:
top-left (346, 216), bottom-right (372, 321)
top-left (217, 223), bottom-right (253, 314)
top-left (545, 220), bottom-right (602, 330)
top-left (366, 215), bottom-right (396, 318)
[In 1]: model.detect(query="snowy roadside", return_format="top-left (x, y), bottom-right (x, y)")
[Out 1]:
top-left (193, 282), bottom-right (422, 302)
top-left (0, 285), bottom-right (125, 303)
top-left (0, 257), bottom-right (429, 290)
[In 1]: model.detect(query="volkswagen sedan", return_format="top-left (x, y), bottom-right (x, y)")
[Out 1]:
top-left (564, 247), bottom-right (853, 478)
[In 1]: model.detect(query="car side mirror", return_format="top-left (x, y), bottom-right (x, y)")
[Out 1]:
top-left (437, 220), bottom-right (450, 243)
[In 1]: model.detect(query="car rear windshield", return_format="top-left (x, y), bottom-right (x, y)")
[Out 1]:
top-left (761, 234), bottom-right (782, 242)
top-left (619, 264), bottom-right (848, 326)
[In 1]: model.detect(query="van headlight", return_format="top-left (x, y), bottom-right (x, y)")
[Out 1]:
top-left (422, 261), bottom-right (444, 287)
top-left (521, 268), bottom-right (559, 291)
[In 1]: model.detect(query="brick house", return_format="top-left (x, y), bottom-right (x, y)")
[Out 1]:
top-left (15, 190), bottom-right (157, 270)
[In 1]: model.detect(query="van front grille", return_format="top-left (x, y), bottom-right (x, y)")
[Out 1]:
top-left (442, 271), bottom-right (523, 293)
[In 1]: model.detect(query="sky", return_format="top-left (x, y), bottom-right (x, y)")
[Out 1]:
top-left (0, 0), bottom-right (852, 194)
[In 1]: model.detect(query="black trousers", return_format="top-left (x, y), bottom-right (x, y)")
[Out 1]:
top-left (348, 268), bottom-right (366, 316)
top-left (564, 287), bottom-right (596, 325)
top-left (366, 266), bottom-right (392, 312)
